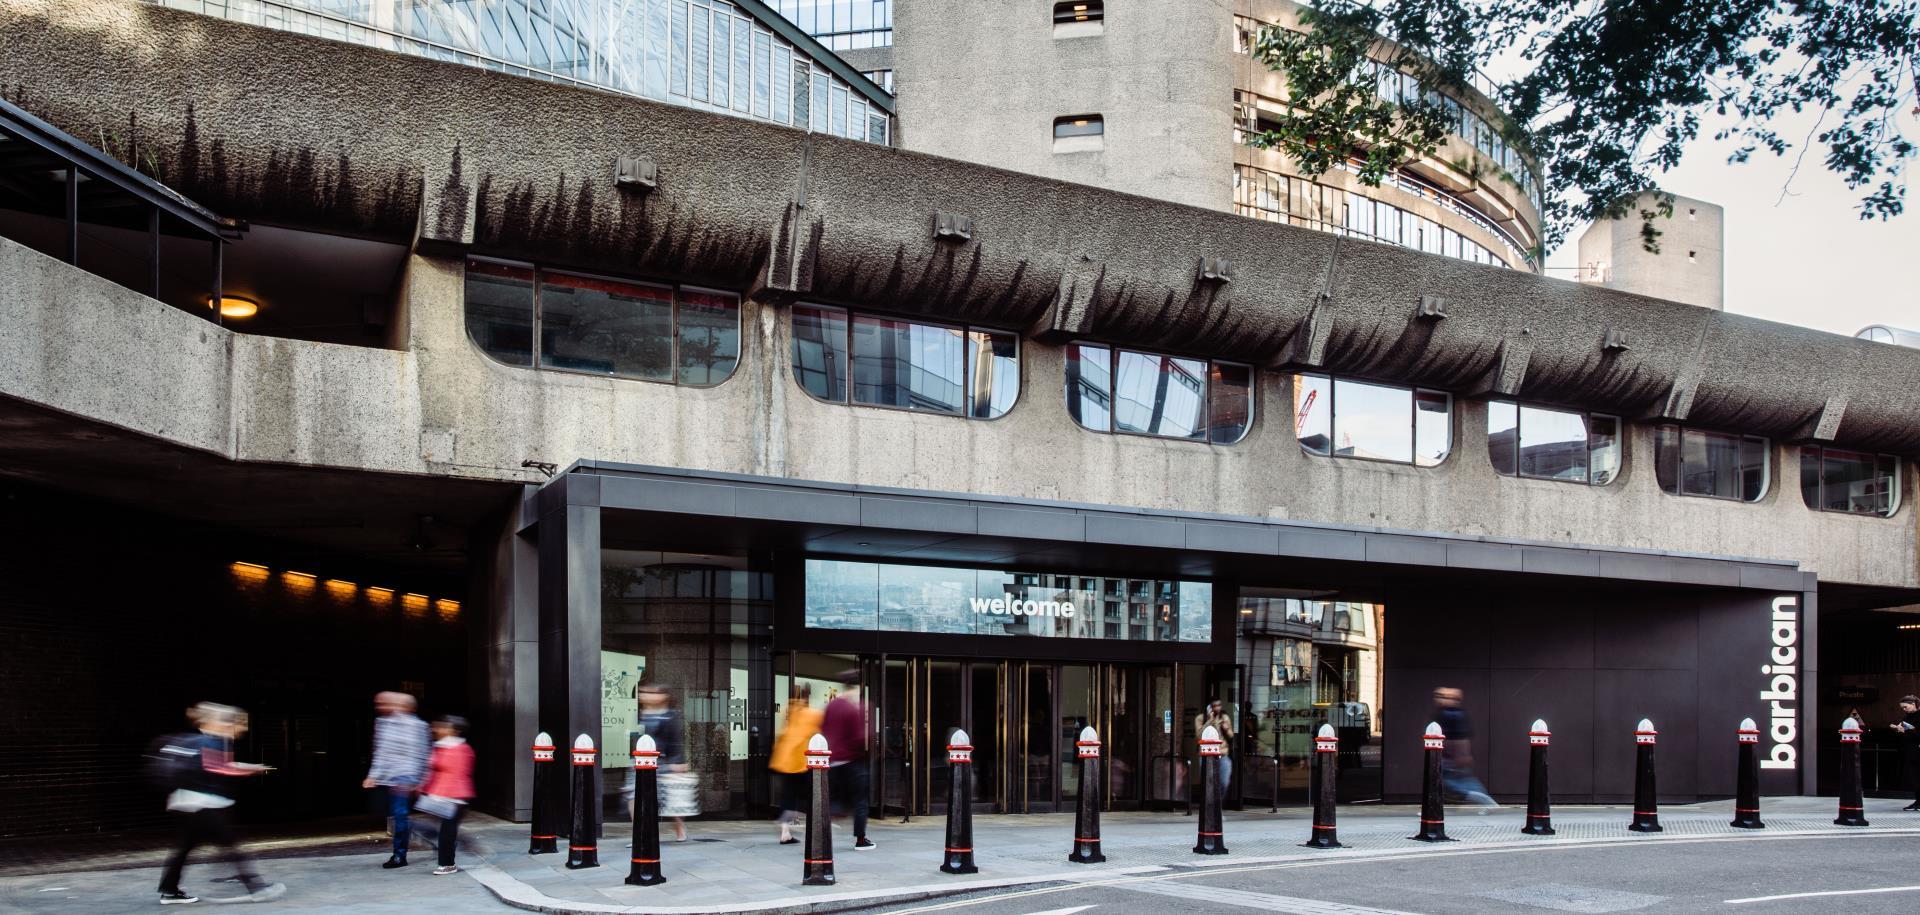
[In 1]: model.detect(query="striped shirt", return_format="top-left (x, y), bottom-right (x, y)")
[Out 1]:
top-left (367, 712), bottom-right (430, 786)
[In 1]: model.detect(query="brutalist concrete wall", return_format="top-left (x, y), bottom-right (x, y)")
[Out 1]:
top-left (3, 0), bottom-right (1919, 590)
top-left (1578, 192), bottom-right (1726, 310)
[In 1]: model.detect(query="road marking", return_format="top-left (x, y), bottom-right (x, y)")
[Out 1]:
top-left (1725, 885), bottom-right (1920, 904)
top-left (1114, 880), bottom-right (1423, 914)
top-left (1018, 907), bottom-right (1096, 915)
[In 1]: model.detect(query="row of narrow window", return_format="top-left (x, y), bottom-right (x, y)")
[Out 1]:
top-left (459, 260), bottom-right (1902, 518)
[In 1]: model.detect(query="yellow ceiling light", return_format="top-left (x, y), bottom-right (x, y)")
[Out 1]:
top-left (210, 295), bottom-right (260, 319)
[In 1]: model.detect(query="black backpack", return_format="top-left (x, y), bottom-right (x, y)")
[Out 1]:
top-left (143, 733), bottom-right (202, 791)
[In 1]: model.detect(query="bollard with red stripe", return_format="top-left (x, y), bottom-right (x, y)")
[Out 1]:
top-left (1834, 717), bottom-right (1870, 827)
top-left (625, 734), bottom-right (666, 886)
top-left (802, 734), bottom-right (835, 886)
top-left (566, 734), bottom-right (601, 868)
top-left (529, 732), bottom-right (560, 854)
top-left (1730, 718), bottom-right (1765, 829)
top-left (1409, 722), bottom-right (1451, 842)
top-left (1303, 724), bottom-right (1343, 848)
top-left (1522, 719), bottom-right (1555, 836)
top-left (1192, 725), bottom-right (1229, 855)
top-left (941, 729), bottom-right (978, 874)
top-left (1069, 726), bottom-right (1105, 863)
top-left (1628, 719), bottom-right (1662, 833)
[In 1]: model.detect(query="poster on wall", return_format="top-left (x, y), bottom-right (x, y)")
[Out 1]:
top-left (601, 650), bottom-right (648, 769)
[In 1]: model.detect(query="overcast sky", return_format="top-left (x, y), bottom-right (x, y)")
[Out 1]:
top-left (1543, 109), bottom-right (1919, 338)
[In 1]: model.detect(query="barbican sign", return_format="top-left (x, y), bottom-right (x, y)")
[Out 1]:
top-left (1760, 595), bottom-right (1798, 771)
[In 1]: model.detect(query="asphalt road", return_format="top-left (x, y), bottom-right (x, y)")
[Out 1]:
top-left (866, 832), bottom-right (1920, 915)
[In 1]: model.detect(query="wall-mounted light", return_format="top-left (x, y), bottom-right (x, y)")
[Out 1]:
top-left (209, 295), bottom-right (260, 319)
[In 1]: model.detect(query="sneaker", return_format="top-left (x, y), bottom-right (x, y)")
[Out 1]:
top-left (853, 837), bottom-right (876, 851)
top-left (159, 890), bottom-right (199, 905)
top-left (432, 866), bottom-right (460, 876)
top-left (380, 856), bottom-right (408, 869)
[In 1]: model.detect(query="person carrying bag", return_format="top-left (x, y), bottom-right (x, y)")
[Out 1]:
top-left (414, 715), bottom-right (476, 875)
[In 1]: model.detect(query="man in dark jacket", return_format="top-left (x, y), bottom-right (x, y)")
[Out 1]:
top-left (154, 702), bottom-right (283, 905)
top-left (1894, 695), bottom-right (1920, 810)
top-left (823, 671), bottom-right (875, 850)
top-left (1433, 688), bottom-right (1498, 811)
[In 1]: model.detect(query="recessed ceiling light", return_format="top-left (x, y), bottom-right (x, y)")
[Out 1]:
top-left (210, 295), bottom-right (260, 319)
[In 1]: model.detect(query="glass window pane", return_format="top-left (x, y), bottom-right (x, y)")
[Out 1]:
top-left (538, 272), bottom-right (673, 380)
top-left (1295, 374), bottom-right (1331, 454)
top-left (1589, 415), bottom-right (1620, 485)
top-left (1817, 446), bottom-right (1885, 514)
top-left (1740, 436), bottom-right (1769, 502)
top-left (676, 288), bottom-right (739, 386)
top-left (731, 16), bottom-right (752, 111)
top-left (1486, 400), bottom-right (1517, 475)
top-left (966, 329), bottom-right (1019, 419)
top-left (791, 304), bottom-right (848, 402)
top-left (1065, 343), bottom-right (1113, 431)
top-left (711, 14), bottom-right (730, 105)
top-left (1113, 351), bottom-right (1207, 440)
top-left (1414, 390), bottom-right (1451, 466)
top-left (688, 4), bottom-right (709, 102)
top-left (752, 29), bottom-right (772, 118)
top-left (1654, 425), bottom-right (1680, 494)
top-left (1208, 362), bottom-right (1254, 445)
top-left (1679, 429), bottom-right (1736, 499)
top-left (669, 0), bottom-right (688, 96)
top-left (1332, 378), bottom-right (1412, 462)
top-left (850, 315), bottom-right (964, 414)
top-left (1517, 405), bottom-right (1587, 481)
top-left (464, 259), bottom-right (535, 366)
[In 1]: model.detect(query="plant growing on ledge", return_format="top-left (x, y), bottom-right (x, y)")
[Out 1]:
top-left (1244, 0), bottom-right (1920, 253)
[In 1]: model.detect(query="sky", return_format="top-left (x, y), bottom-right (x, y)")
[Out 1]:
top-left (1541, 98), bottom-right (1919, 339)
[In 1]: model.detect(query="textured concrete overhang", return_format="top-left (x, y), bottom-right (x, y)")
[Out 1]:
top-left (8, 0), bottom-right (1920, 454)
top-left (543, 461), bottom-right (1815, 595)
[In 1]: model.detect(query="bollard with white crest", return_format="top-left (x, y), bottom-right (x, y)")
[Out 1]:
top-left (1731, 718), bottom-right (1765, 829)
top-left (625, 734), bottom-right (666, 886)
top-left (1192, 725), bottom-right (1228, 855)
top-left (1834, 717), bottom-right (1869, 826)
top-left (566, 734), bottom-right (600, 868)
top-left (1069, 726), bottom-right (1105, 863)
top-left (1628, 719), bottom-right (1661, 833)
top-left (529, 731), bottom-right (560, 854)
top-left (1410, 722), bottom-right (1451, 842)
top-left (941, 728), bottom-right (978, 874)
top-left (803, 733), bottom-right (835, 885)
top-left (1303, 724), bottom-right (1343, 848)
top-left (1522, 719), bottom-right (1555, 835)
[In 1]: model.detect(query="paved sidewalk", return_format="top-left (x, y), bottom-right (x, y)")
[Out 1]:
top-left (466, 796), bottom-right (1920, 914)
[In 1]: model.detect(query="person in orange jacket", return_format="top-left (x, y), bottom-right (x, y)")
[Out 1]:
top-left (769, 686), bottom-right (824, 844)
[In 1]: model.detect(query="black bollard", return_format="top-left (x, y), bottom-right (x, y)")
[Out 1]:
top-left (1303, 724), bottom-right (1343, 848)
top-left (941, 728), bottom-right (978, 874)
top-left (1731, 718), bottom-right (1765, 829)
top-left (1192, 725), bottom-right (1229, 855)
top-left (1069, 726), bottom-right (1105, 863)
top-left (1835, 717), bottom-right (1870, 827)
top-left (1629, 719), bottom-right (1661, 833)
top-left (529, 731), bottom-right (560, 854)
top-left (566, 734), bottom-right (600, 868)
top-left (802, 734), bottom-right (835, 886)
top-left (1522, 719), bottom-right (1555, 836)
top-left (1410, 722), bottom-right (1451, 842)
top-left (626, 735), bottom-right (666, 886)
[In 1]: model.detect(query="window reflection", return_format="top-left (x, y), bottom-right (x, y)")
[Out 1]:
top-left (792, 306), bottom-right (1020, 419)
top-left (463, 260), bottom-right (535, 366)
top-left (1800, 445), bottom-right (1901, 517)
top-left (1654, 425), bottom-right (1768, 502)
top-left (1294, 374), bottom-right (1332, 455)
top-left (1068, 343), bottom-right (1252, 444)
top-left (539, 272), bottom-right (674, 379)
top-left (1487, 401), bottom-right (1619, 485)
top-left (1296, 374), bottom-right (1450, 465)
top-left (1518, 405), bottom-right (1587, 481)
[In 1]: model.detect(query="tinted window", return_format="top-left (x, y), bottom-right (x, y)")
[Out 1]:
top-left (1487, 400), bottom-right (1517, 474)
top-left (1054, 115), bottom-right (1104, 138)
top-left (1589, 416), bottom-right (1621, 485)
top-left (851, 315), bottom-right (965, 413)
top-left (1295, 373), bottom-right (1332, 455)
top-left (1332, 379), bottom-right (1412, 462)
top-left (792, 304), bottom-right (849, 402)
top-left (539, 272), bottom-right (674, 379)
top-left (1414, 390), bottom-right (1451, 467)
top-left (677, 287), bottom-right (740, 386)
top-left (1114, 351), bottom-right (1207, 440)
top-left (1800, 445), bottom-right (1900, 516)
top-left (1655, 426), bottom-right (1767, 502)
top-left (1490, 401), bottom-right (1619, 485)
top-left (1070, 344), bottom-right (1252, 443)
top-left (464, 260), bottom-right (536, 366)
top-left (1209, 362), bottom-right (1254, 445)
top-left (967, 329), bottom-right (1020, 419)
top-left (1065, 343), bottom-right (1114, 431)
top-left (795, 306), bottom-right (1020, 419)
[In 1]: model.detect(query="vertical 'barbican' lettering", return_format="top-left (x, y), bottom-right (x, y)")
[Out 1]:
top-left (1760, 595), bottom-right (1798, 770)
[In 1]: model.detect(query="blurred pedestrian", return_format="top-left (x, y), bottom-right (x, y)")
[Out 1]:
top-left (631, 683), bottom-right (693, 841)
top-left (823, 670), bottom-right (875, 850)
top-left (770, 685), bottom-right (823, 844)
top-left (1194, 698), bottom-right (1236, 793)
top-left (413, 715), bottom-right (475, 875)
top-left (363, 691), bottom-right (430, 868)
top-left (1432, 687), bottom-right (1498, 812)
top-left (150, 702), bottom-right (285, 905)
top-left (1893, 694), bottom-right (1920, 810)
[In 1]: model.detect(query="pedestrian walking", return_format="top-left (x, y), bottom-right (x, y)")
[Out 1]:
top-left (770, 686), bottom-right (824, 844)
top-left (1194, 698), bottom-right (1236, 793)
top-left (627, 683), bottom-right (694, 842)
top-left (413, 715), bottom-right (476, 875)
top-left (363, 691), bottom-right (430, 868)
top-left (150, 702), bottom-right (286, 905)
top-left (1893, 695), bottom-right (1920, 810)
top-left (823, 670), bottom-right (875, 850)
top-left (1432, 687), bottom-right (1498, 811)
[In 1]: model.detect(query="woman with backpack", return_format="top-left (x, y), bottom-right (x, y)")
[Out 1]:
top-left (152, 702), bottom-right (285, 905)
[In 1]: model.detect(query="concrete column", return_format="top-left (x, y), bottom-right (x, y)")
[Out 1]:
top-left (538, 474), bottom-right (603, 834)
top-left (472, 492), bottom-right (542, 820)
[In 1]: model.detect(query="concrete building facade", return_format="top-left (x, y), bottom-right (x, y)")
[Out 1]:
top-left (3, 0), bottom-right (1917, 838)
top-left (1576, 192), bottom-right (1727, 310)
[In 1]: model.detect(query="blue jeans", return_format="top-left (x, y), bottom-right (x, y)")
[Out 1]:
top-left (1441, 763), bottom-right (1495, 806)
top-left (387, 786), bottom-right (416, 857)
